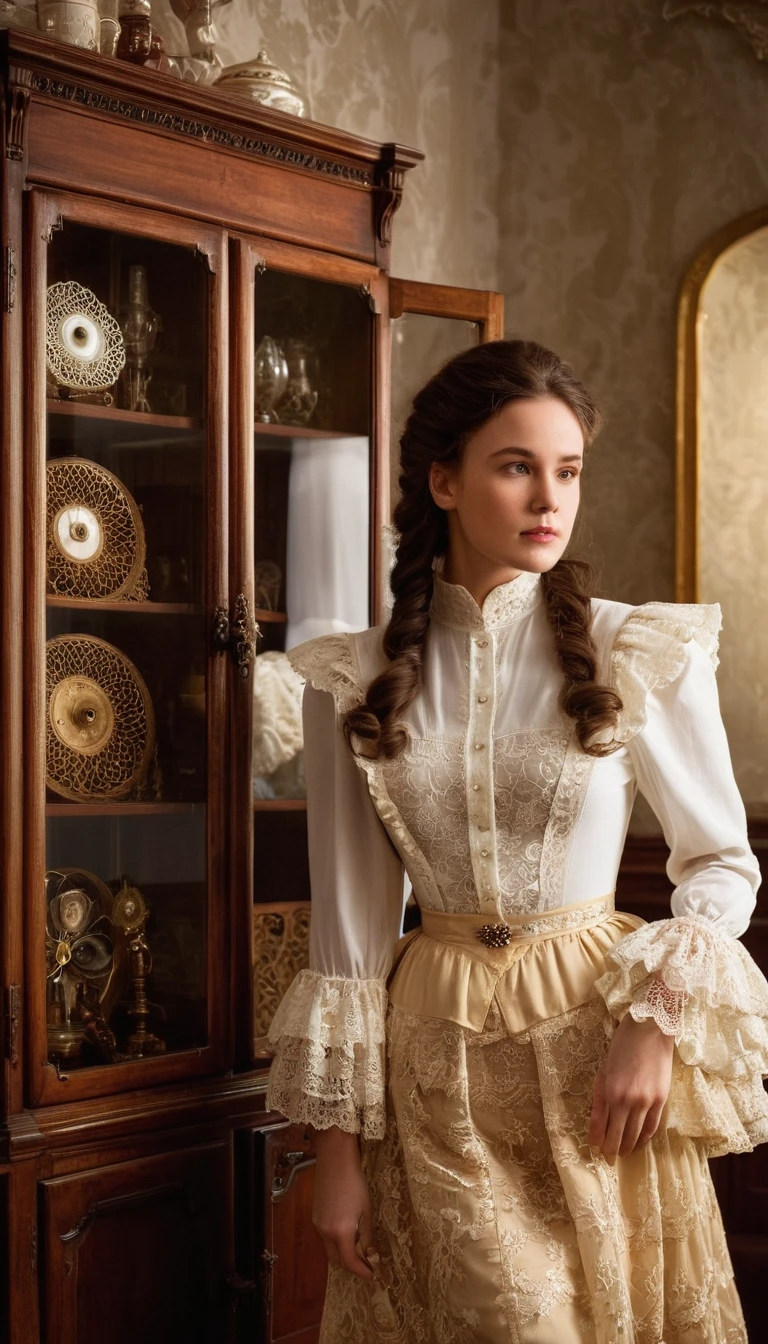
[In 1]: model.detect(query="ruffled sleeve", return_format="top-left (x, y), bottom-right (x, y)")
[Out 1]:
top-left (592, 602), bottom-right (768, 1157)
top-left (265, 634), bottom-right (406, 1139)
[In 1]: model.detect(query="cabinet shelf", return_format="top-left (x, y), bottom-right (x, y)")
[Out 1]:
top-left (253, 799), bottom-right (307, 811)
top-left (46, 802), bottom-right (205, 817)
top-left (46, 597), bottom-right (204, 615)
top-left (254, 421), bottom-right (366, 441)
top-left (48, 400), bottom-right (201, 432)
top-left (254, 608), bottom-right (287, 623)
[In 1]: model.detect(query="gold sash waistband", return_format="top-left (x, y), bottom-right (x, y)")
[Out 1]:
top-left (386, 892), bottom-right (646, 1033)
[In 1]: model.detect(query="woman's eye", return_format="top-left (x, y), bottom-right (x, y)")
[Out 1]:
top-left (504, 462), bottom-right (529, 474)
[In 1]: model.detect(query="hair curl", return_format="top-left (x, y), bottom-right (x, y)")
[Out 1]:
top-left (344, 339), bottom-right (622, 759)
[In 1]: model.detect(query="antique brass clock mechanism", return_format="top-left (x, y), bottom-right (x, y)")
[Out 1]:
top-left (46, 868), bottom-right (166, 1068)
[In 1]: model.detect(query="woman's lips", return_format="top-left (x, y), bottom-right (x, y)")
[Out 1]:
top-left (521, 529), bottom-right (557, 543)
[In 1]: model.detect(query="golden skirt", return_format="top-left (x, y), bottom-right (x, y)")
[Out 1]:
top-left (320, 896), bottom-right (748, 1344)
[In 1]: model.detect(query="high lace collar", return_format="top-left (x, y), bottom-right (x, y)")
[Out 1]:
top-left (429, 566), bottom-right (542, 632)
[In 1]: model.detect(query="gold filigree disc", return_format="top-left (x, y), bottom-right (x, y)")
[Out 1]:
top-left (50, 676), bottom-right (115, 755)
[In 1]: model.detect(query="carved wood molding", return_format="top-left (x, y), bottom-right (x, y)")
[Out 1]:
top-left (6, 67), bottom-right (32, 161)
top-left (23, 69), bottom-right (375, 186)
top-left (664, 0), bottom-right (768, 61)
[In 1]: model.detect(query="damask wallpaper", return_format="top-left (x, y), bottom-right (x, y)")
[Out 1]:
top-left (498, 0), bottom-right (768, 609)
top-left (150, 0), bottom-right (501, 290)
top-left (699, 228), bottom-right (768, 816)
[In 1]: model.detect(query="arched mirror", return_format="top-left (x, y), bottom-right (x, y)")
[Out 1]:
top-left (677, 211), bottom-right (768, 824)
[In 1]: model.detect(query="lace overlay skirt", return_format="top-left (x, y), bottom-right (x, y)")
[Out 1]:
top-left (320, 905), bottom-right (748, 1344)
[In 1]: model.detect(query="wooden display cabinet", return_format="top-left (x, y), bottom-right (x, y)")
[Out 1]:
top-left (0, 29), bottom-right (503, 1343)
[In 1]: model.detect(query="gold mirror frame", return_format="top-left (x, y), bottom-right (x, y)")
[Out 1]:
top-left (676, 205), bottom-right (768, 601)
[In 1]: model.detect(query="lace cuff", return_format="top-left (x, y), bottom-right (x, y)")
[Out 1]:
top-left (591, 601), bottom-right (721, 748)
top-left (628, 975), bottom-right (688, 1035)
top-left (266, 969), bottom-right (388, 1139)
top-left (595, 914), bottom-right (768, 1157)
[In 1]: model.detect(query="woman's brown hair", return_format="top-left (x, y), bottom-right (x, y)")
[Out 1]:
top-left (343, 338), bottom-right (622, 759)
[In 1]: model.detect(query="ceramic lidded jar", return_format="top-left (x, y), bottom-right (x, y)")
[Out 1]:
top-left (214, 48), bottom-right (306, 117)
top-left (38, 0), bottom-right (101, 49)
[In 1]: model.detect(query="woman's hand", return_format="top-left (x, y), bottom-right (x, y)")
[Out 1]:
top-left (588, 1012), bottom-right (675, 1163)
top-left (313, 1125), bottom-right (378, 1281)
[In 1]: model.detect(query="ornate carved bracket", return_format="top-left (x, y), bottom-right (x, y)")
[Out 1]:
top-left (47, 214), bottom-right (63, 244)
top-left (664, 0), bottom-right (768, 61)
top-left (375, 148), bottom-right (407, 249)
top-left (194, 241), bottom-right (217, 273)
top-left (6, 71), bottom-right (32, 161)
top-left (357, 281), bottom-right (378, 313)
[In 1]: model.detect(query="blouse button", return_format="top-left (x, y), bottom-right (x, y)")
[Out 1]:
top-left (473, 784), bottom-right (481, 792)
top-left (480, 849), bottom-right (489, 858)
top-left (474, 742), bottom-right (484, 751)
top-left (475, 638), bottom-right (488, 648)
top-left (478, 825), bottom-right (489, 833)
top-left (478, 695), bottom-right (488, 704)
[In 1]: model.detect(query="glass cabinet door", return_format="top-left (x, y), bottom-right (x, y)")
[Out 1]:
top-left (27, 192), bottom-right (228, 1104)
top-left (229, 242), bottom-right (381, 1063)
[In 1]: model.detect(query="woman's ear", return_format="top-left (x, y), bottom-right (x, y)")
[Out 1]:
top-left (428, 461), bottom-right (457, 512)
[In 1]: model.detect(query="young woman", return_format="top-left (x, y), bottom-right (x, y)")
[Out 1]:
top-left (267, 339), bottom-right (768, 1343)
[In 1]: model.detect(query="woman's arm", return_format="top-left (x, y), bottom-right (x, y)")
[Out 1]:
top-left (592, 610), bottom-right (765, 1159)
top-left (266, 664), bottom-right (405, 1280)
top-left (588, 1014), bottom-right (675, 1161)
top-left (313, 1127), bottom-right (377, 1281)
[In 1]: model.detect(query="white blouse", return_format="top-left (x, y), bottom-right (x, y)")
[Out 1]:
top-left (266, 569), bottom-right (764, 1139)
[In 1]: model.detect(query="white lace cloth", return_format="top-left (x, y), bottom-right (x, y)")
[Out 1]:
top-left (266, 970), bottom-right (388, 1138)
top-left (266, 572), bottom-right (765, 1143)
top-left (252, 651), bottom-right (304, 779)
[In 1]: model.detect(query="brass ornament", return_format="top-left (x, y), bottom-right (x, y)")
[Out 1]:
top-left (112, 878), bottom-right (148, 932)
top-left (46, 866), bottom-right (115, 1062)
top-left (46, 634), bottom-right (155, 801)
top-left (45, 868), bottom-right (164, 1066)
top-left (46, 281), bottom-right (126, 395)
top-left (50, 676), bottom-right (115, 755)
top-left (47, 457), bottom-right (148, 601)
top-left (476, 923), bottom-right (513, 949)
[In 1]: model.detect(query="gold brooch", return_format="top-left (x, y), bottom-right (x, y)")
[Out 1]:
top-left (477, 923), bottom-right (513, 948)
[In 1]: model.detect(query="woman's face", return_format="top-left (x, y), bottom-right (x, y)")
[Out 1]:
top-left (428, 396), bottom-right (584, 575)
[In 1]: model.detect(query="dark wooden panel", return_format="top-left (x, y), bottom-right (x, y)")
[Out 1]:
top-left (41, 1141), bottom-right (233, 1344)
top-left (235, 1122), bottom-right (325, 1344)
top-left (0, 1169), bottom-right (7, 1344)
top-left (27, 102), bottom-right (375, 263)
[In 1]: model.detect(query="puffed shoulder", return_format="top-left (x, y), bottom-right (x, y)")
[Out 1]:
top-left (591, 600), bottom-right (722, 747)
top-left (286, 627), bottom-right (385, 715)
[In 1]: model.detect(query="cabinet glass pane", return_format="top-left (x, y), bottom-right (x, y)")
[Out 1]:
top-left (251, 269), bottom-right (371, 808)
top-left (251, 269), bottom-right (372, 1047)
top-left (44, 220), bottom-right (209, 1071)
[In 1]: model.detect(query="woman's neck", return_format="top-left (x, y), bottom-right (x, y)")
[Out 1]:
top-left (440, 549), bottom-right (523, 610)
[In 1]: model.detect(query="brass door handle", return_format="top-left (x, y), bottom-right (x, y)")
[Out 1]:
top-left (230, 593), bottom-right (259, 678)
top-left (211, 597), bottom-right (259, 676)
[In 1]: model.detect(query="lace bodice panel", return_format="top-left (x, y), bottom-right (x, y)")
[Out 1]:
top-left (365, 586), bottom-right (620, 920)
top-left (379, 728), bottom-right (576, 918)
